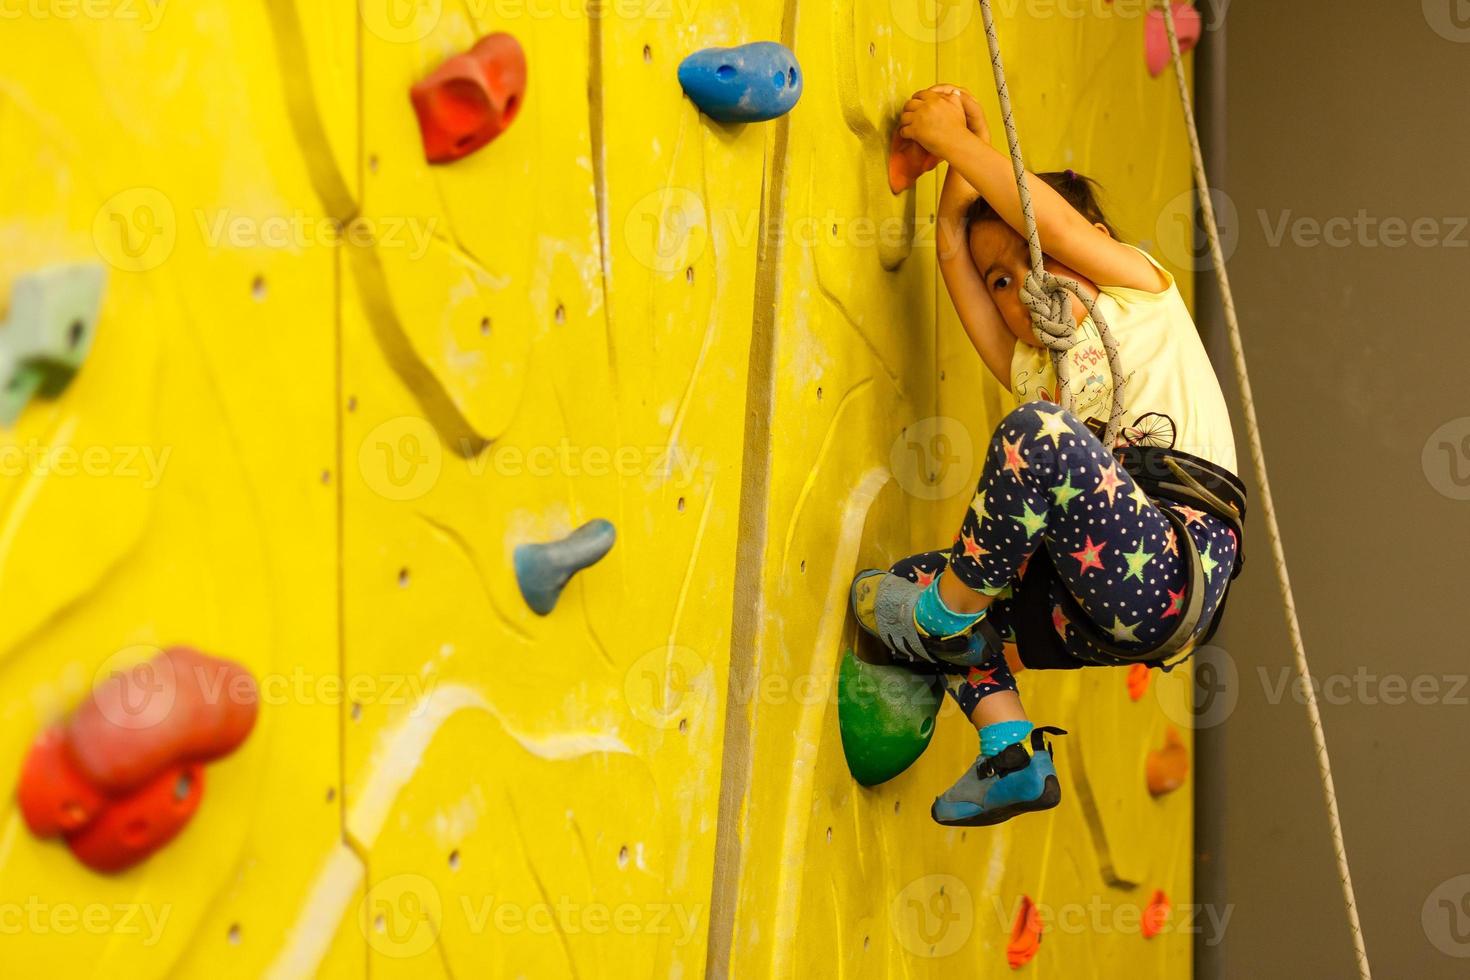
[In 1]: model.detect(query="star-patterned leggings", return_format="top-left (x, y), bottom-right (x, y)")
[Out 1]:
top-left (890, 401), bottom-right (1237, 718)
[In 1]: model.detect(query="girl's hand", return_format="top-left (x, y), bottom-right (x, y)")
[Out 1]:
top-left (899, 89), bottom-right (970, 158)
top-left (928, 84), bottom-right (991, 144)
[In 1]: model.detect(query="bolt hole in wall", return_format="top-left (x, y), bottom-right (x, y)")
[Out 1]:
top-left (617, 845), bottom-right (629, 869)
top-left (448, 849), bottom-right (460, 871)
top-left (480, 316), bottom-right (491, 335)
top-left (227, 923), bottom-right (241, 945)
top-left (642, 44), bottom-right (652, 63)
top-left (554, 304), bottom-right (565, 324)
top-left (250, 275), bottom-right (266, 302)
top-left (368, 153), bottom-right (379, 173)
top-left (397, 567), bottom-right (410, 588)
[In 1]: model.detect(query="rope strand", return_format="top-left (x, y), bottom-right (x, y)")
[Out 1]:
top-left (1157, 3), bottom-right (1371, 976)
top-left (977, 0), bottom-right (1128, 448)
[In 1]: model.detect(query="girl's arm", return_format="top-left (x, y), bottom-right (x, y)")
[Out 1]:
top-left (902, 89), bottom-right (1166, 293)
top-left (938, 164), bottom-right (1015, 386)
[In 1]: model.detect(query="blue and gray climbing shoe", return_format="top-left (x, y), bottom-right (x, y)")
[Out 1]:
top-left (850, 569), bottom-right (976, 666)
top-left (931, 726), bottom-right (1067, 827)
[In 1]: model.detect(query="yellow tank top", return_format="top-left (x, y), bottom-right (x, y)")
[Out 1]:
top-left (1008, 244), bottom-right (1238, 473)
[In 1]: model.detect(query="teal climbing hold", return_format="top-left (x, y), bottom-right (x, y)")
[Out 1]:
top-left (677, 42), bottom-right (802, 123)
top-left (837, 649), bottom-right (943, 787)
top-left (514, 519), bottom-right (617, 615)
top-left (0, 263), bottom-right (106, 425)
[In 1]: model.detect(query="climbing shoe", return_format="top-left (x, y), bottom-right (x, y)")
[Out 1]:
top-left (850, 569), bottom-right (978, 667)
top-left (931, 726), bottom-right (1067, 827)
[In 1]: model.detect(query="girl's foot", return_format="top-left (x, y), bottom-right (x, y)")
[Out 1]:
top-left (931, 726), bottom-right (1067, 827)
top-left (849, 569), bottom-right (976, 665)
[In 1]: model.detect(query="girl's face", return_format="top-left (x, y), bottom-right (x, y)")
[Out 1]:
top-left (968, 219), bottom-right (1101, 346)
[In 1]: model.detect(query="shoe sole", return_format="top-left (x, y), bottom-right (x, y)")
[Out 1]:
top-left (930, 775), bottom-right (1062, 828)
top-left (849, 570), bottom-right (885, 641)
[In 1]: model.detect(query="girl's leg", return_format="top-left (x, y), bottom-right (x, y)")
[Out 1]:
top-left (887, 552), bottom-right (1030, 744)
top-left (933, 401), bottom-right (1237, 657)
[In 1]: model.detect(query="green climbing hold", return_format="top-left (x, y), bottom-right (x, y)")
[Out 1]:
top-left (837, 649), bottom-right (943, 787)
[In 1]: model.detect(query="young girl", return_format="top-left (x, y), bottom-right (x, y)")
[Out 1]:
top-left (850, 85), bottom-right (1247, 828)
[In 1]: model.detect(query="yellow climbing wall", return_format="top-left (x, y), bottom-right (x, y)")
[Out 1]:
top-left (0, 1), bottom-right (1197, 977)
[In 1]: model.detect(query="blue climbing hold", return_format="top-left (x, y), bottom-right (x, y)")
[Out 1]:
top-left (677, 42), bottom-right (802, 123)
top-left (514, 519), bottom-right (617, 615)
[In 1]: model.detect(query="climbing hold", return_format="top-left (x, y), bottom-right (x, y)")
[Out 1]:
top-left (1146, 725), bottom-right (1189, 797)
top-left (677, 42), bottom-right (802, 123)
top-left (16, 728), bottom-right (106, 837)
top-left (1006, 894), bottom-right (1043, 968)
top-left (1127, 662), bottom-right (1151, 701)
top-left (410, 32), bottom-right (527, 163)
top-left (15, 646), bottom-right (255, 872)
top-left (65, 764), bottom-right (205, 874)
top-left (0, 262), bottom-right (105, 425)
top-left (67, 646), bottom-right (259, 793)
top-left (887, 129), bottom-right (938, 194)
top-left (1142, 888), bottom-right (1171, 939)
top-left (1146, 3), bottom-right (1201, 77)
top-left (837, 650), bottom-right (943, 787)
top-left (514, 519), bottom-right (617, 615)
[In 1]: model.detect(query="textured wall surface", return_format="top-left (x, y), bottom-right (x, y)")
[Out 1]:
top-left (0, 1), bottom-right (1198, 976)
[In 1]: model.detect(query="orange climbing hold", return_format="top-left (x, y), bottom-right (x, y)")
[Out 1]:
top-left (887, 129), bottom-right (938, 193)
top-left (1007, 894), bottom-right (1043, 968)
top-left (1127, 662), bottom-right (1151, 701)
top-left (1142, 889), bottom-right (1171, 939)
top-left (1146, 726), bottom-right (1189, 796)
top-left (15, 646), bottom-right (256, 873)
top-left (411, 32), bottom-right (527, 164)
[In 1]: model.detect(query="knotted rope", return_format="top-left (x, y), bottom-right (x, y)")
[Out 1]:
top-left (978, 0), bottom-right (1129, 448)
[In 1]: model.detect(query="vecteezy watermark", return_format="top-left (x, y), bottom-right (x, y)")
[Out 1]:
top-left (0, 898), bottom-right (171, 944)
top-left (359, 874), bottom-right (702, 958)
top-left (621, 189), bottom-right (949, 274)
top-left (989, 895), bottom-right (1233, 945)
top-left (84, 646), bottom-right (440, 729)
top-left (0, 441), bottom-right (171, 489)
top-left (356, 416), bottom-right (710, 503)
top-left (359, 0), bottom-right (700, 43)
top-left (1153, 644), bottom-right (1238, 729)
top-left (1258, 210), bottom-right (1469, 250)
top-left (194, 210), bottom-right (438, 260)
top-left (1424, 874), bottom-right (1470, 957)
top-left (1423, 417), bottom-right (1470, 500)
top-left (1257, 666), bottom-right (1469, 707)
top-left (891, 874), bottom-right (974, 957)
top-left (1155, 186), bottom-right (1240, 272)
top-left (889, 416), bottom-right (975, 501)
top-left (93, 187), bottom-right (177, 272)
top-left (624, 645), bottom-right (713, 730)
top-left (0, 0), bottom-right (168, 30)
top-left (1423, 0), bottom-right (1470, 42)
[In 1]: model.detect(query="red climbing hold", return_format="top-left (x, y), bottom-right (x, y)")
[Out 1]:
top-left (1142, 888), bottom-right (1171, 939)
top-left (888, 129), bottom-right (938, 194)
top-left (411, 32), bottom-right (527, 164)
top-left (16, 728), bottom-right (105, 837)
top-left (16, 646), bottom-right (256, 873)
top-left (1007, 894), bottom-right (1043, 968)
top-left (67, 646), bottom-right (259, 793)
top-left (1146, 3), bottom-right (1202, 78)
top-left (65, 764), bottom-right (205, 874)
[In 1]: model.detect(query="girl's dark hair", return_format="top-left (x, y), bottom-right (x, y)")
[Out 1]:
top-left (966, 169), bottom-right (1117, 238)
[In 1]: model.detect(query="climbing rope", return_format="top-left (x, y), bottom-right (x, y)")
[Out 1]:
top-left (977, 0), bottom-right (1129, 448)
top-left (1156, 3), bottom-right (1372, 976)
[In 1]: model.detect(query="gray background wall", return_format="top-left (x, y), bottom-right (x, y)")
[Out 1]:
top-left (1203, 1), bottom-right (1470, 976)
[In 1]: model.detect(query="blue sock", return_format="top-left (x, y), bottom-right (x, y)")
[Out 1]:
top-left (913, 572), bottom-right (986, 639)
top-left (979, 720), bottom-right (1034, 759)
